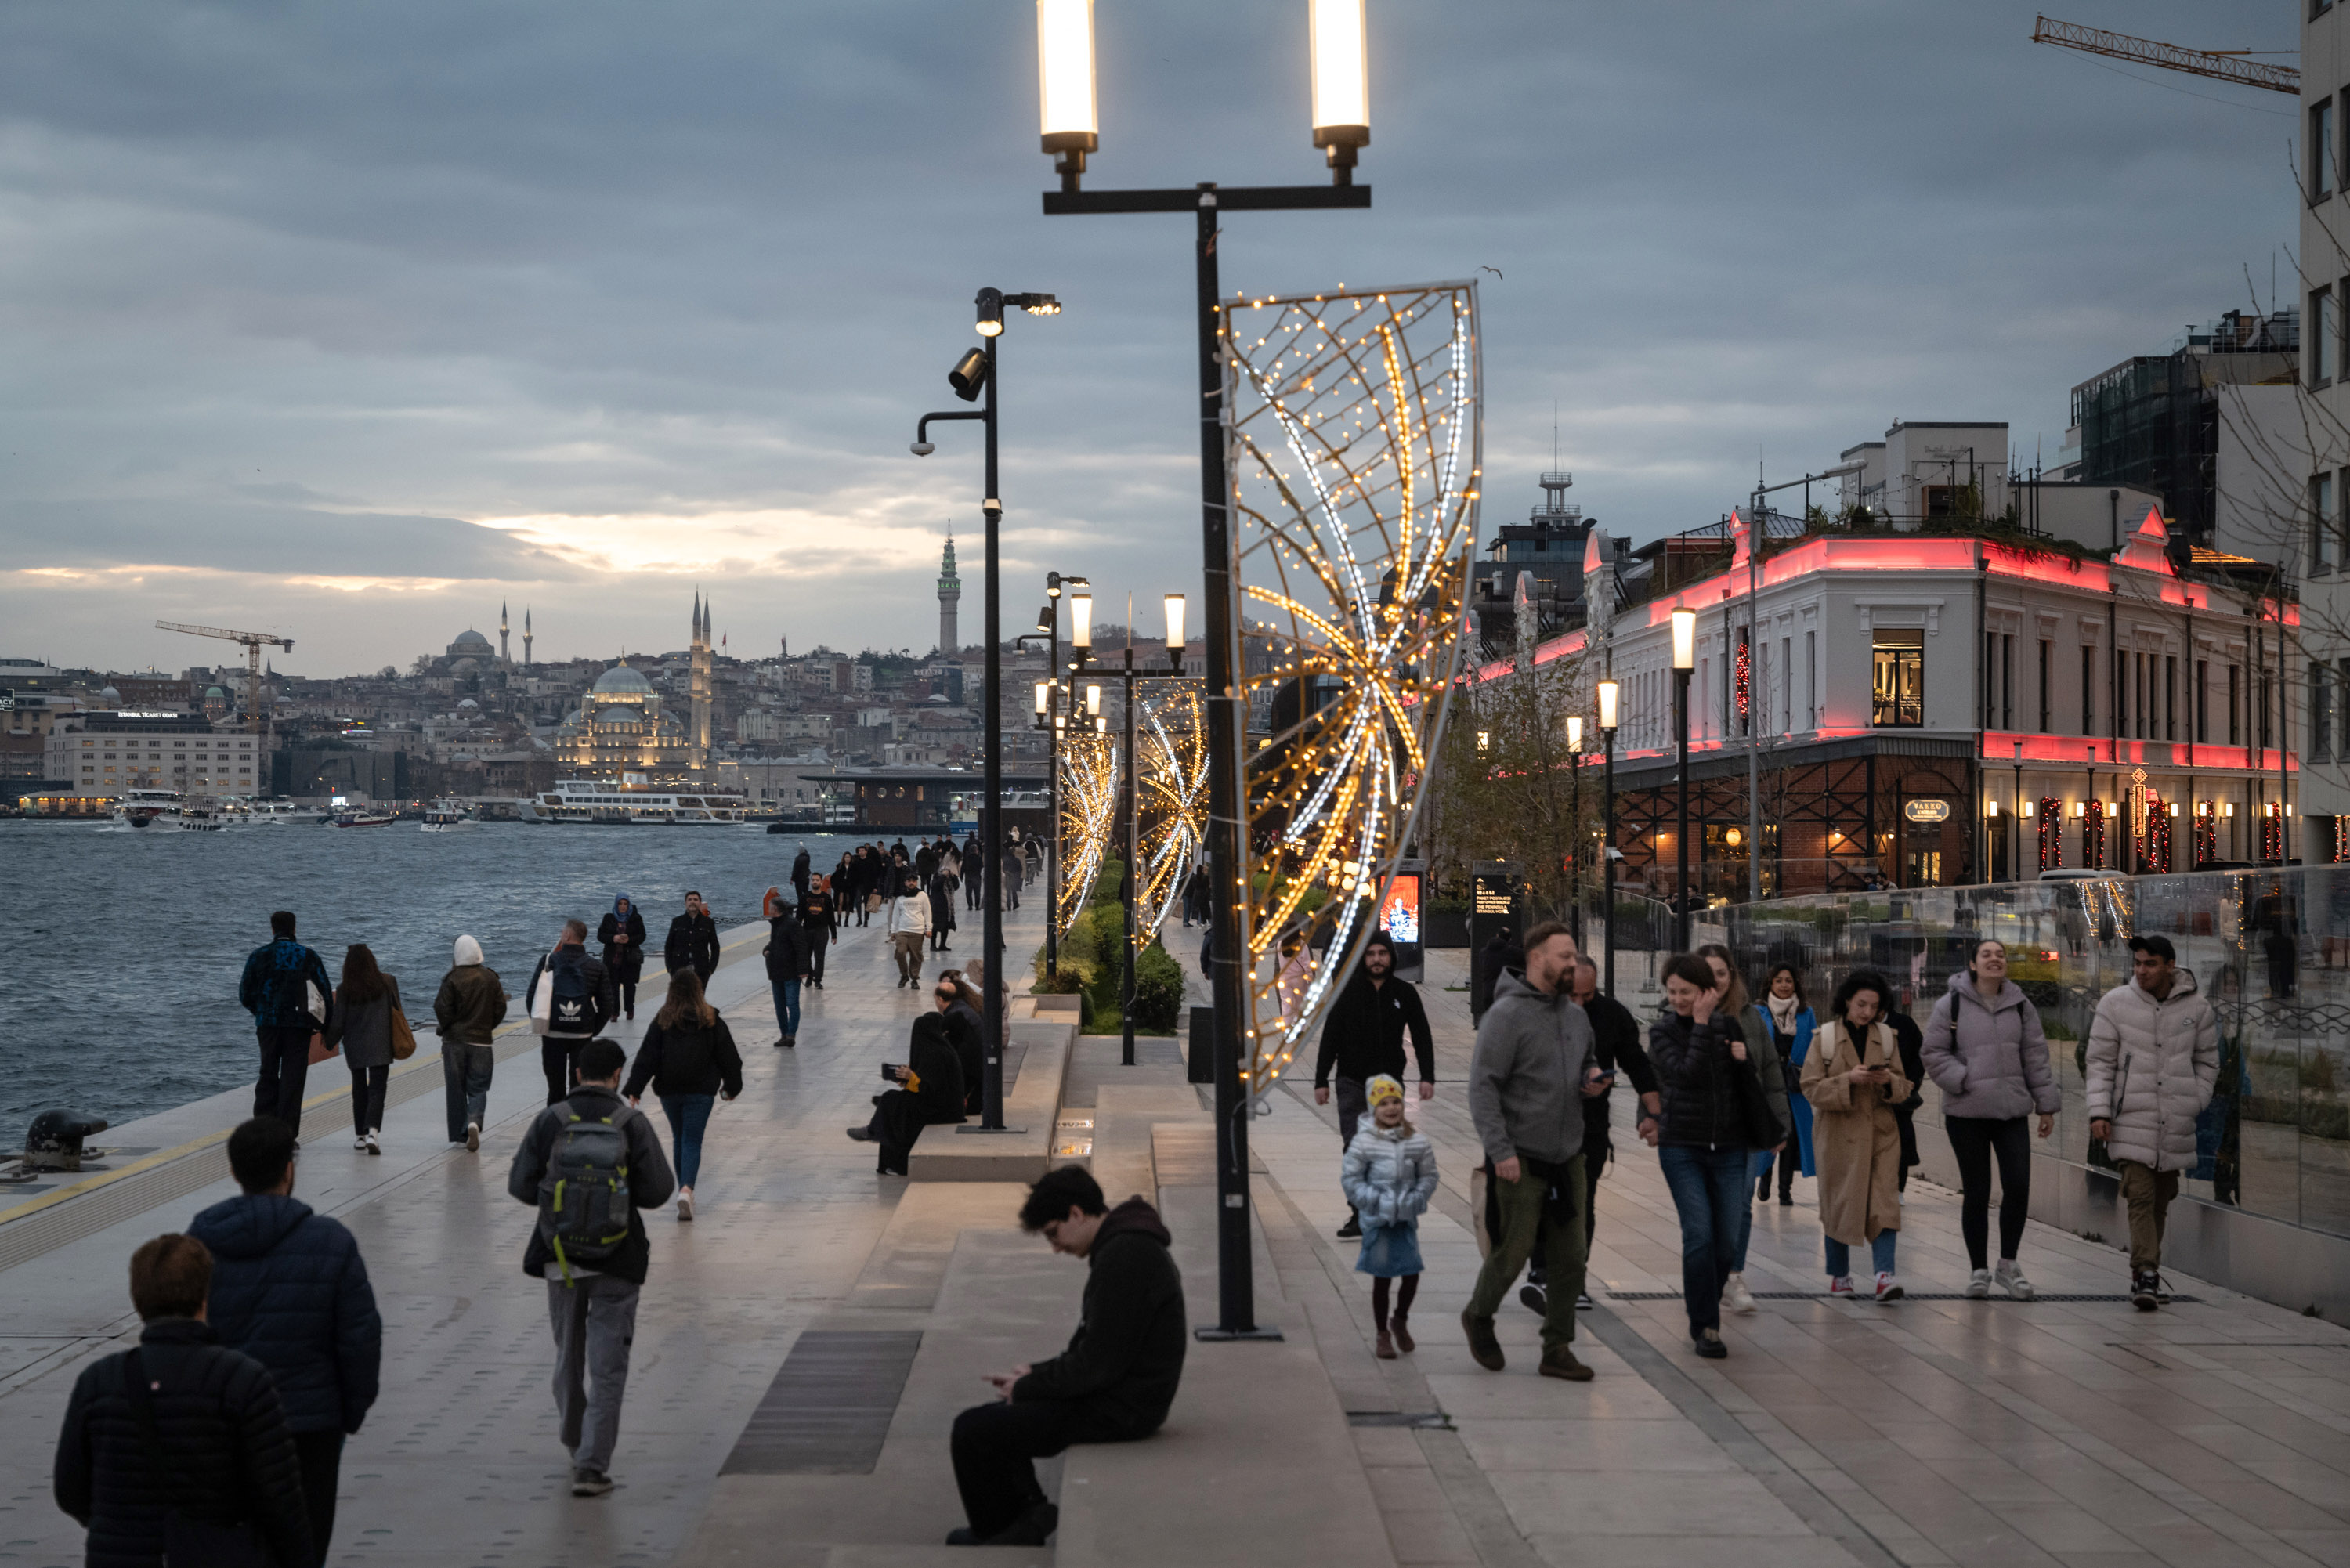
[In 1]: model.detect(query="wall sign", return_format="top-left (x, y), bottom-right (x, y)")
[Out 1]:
top-left (1904, 798), bottom-right (1951, 824)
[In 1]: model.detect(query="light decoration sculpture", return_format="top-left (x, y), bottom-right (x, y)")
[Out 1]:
top-left (1133, 681), bottom-right (1210, 947)
top-left (1054, 728), bottom-right (1118, 941)
top-left (1222, 280), bottom-right (1480, 1102)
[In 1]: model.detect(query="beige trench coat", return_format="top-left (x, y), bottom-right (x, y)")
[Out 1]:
top-left (1799, 1017), bottom-right (1908, 1245)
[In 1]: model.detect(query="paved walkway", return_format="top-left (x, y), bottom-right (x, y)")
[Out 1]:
top-left (2, 921), bottom-right (2347, 1568)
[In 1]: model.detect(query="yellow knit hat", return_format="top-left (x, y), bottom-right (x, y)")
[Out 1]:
top-left (1365, 1074), bottom-right (1405, 1107)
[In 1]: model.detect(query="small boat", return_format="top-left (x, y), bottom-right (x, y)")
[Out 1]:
top-left (331, 807), bottom-right (400, 828)
top-left (110, 789), bottom-right (229, 833)
top-left (421, 800), bottom-right (479, 832)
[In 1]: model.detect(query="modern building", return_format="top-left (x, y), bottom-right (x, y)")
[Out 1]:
top-left (47, 713), bottom-right (260, 795)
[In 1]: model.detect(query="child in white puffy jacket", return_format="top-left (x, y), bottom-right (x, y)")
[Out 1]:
top-left (1341, 1075), bottom-right (1439, 1359)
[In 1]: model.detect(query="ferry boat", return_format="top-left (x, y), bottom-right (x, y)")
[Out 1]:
top-left (109, 789), bottom-right (230, 833)
top-left (421, 799), bottom-right (479, 833)
top-left (331, 807), bottom-right (400, 828)
top-left (522, 779), bottom-right (750, 826)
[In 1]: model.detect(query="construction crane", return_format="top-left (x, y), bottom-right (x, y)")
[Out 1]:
top-left (155, 621), bottom-right (295, 748)
top-left (2031, 15), bottom-right (2298, 95)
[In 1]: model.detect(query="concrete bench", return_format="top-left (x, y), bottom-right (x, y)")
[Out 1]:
top-left (906, 1013), bottom-right (1076, 1182)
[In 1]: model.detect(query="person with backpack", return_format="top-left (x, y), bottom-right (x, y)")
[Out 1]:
top-left (434, 934), bottom-right (506, 1152)
top-left (624, 972), bottom-right (742, 1223)
top-left (187, 1118), bottom-right (383, 1563)
top-left (506, 1037), bottom-right (676, 1498)
top-left (237, 909), bottom-right (334, 1142)
top-left (53, 1234), bottom-right (314, 1568)
top-left (321, 944), bottom-right (403, 1155)
top-left (1922, 939), bottom-right (2059, 1299)
top-left (596, 895), bottom-right (648, 1022)
top-left (526, 920), bottom-right (615, 1105)
top-left (665, 891), bottom-right (720, 981)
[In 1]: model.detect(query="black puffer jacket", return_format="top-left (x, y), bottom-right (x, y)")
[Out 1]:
top-left (54, 1318), bottom-right (314, 1568)
top-left (1647, 1008), bottom-right (1757, 1151)
top-left (1012, 1198), bottom-right (1187, 1440)
top-left (184, 1195), bottom-right (381, 1436)
top-left (623, 1011), bottom-right (743, 1100)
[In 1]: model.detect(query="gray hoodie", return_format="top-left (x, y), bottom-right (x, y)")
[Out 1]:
top-left (1467, 970), bottom-right (1596, 1166)
top-left (1920, 970), bottom-right (2059, 1121)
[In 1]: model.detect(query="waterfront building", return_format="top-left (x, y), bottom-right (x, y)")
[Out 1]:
top-left (549, 598), bottom-right (712, 784)
top-left (45, 712), bottom-right (258, 795)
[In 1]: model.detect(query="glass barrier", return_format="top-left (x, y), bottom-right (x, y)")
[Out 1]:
top-left (1678, 867), bottom-right (2350, 1241)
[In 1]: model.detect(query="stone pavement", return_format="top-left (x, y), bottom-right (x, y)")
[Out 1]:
top-left (2, 912), bottom-right (2348, 1568)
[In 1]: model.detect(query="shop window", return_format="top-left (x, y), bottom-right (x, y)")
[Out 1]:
top-left (1871, 629), bottom-right (1923, 727)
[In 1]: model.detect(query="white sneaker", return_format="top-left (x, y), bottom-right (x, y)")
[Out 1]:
top-left (465, 1122), bottom-right (481, 1153)
top-left (1996, 1260), bottom-right (2035, 1301)
top-left (678, 1188), bottom-right (694, 1223)
top-left (1874, 1271), bottom-right (1904, 1302)
top-left (354, 1135), bottom-right (369, 1151)
top-left (365, 1131), bottom-right (381, 1157)
top-left (1965, 1268), bottom-right (1993, 1299)
top-left (1724, 1272), bottom-right (1758, 1314)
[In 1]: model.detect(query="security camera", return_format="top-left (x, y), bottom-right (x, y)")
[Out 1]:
top-left (910, 441), bottom-right (935, 457)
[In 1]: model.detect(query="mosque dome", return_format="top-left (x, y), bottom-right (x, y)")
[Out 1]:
top-left (99, 685), bottom-right (121, 706)
top-left (592, 663), bottom-right (653, 695)
top-left (457, 698), bottom-right (479, 710)
top-left (450, 630), bottom-right (493, 651)
top-left (596, 706), bottom-right (638, 724)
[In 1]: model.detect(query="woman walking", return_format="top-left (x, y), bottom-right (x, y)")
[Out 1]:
top-left (597, 894), bottom-right (648, 1022)
top-left (847, 1012), bottom-right (967, 1175)
top-left (1922, 939), bottom-right (2058, 1299)
top-left (801, 873), bottom-right (838, 989)
top-left (1763, 964), bottom-right (1817, 1205)
top-left (1342, 1075), bottom-right (1437, 1360)
top-left (1697, 945), bottom-right (1788, 1317)
top-left (927, 867), bottom-right (956, 954)
top-left (624, 970), bottom-right (742, 1223)
top-left (1648, 953), bottom-right (1763, 1359)
top-left (1802, 971), bottom-right (1910, 1302)
top-left (323, 945), bottom-right (401, 1154)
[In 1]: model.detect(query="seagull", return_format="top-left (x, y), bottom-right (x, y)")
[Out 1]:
top-left (1480, 266), bottom-right (1504, 280)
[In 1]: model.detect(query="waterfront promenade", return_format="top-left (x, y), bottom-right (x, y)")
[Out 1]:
top-left (2, 910), bottom-right (2347, 1568)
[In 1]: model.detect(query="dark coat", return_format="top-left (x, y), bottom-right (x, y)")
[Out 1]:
top-left (596, 908), bottom-right (648, 981)
top-left (432, 964), bottom-right (506, 1045)
top-left (1313, 970), bottom-right (1435, 1087)
top-left (942, 1000), bottom-right (985, 1115)
top-left (322, 975), bottom-right (403, 1074)
top-left (508, 1086), bottom-right (676, 1285)
top-left (1886, 1009), bottom-right (1927, 1169)
top-left (1011, 1198), bottom-right (1187, 1440)
top-left (871, 1014), bottom-right (967, 1164)
top-left (665, 912), bottom-right (720, 977)
top-left (1648, 1009), bottom-right (1758, 1151)
top-left (799, 891), bottom-right (837, 944)
top-left (1580, 990), bottom-right (1657, 1148)
top-left (765, 916), bottom-right (812, 981)
top-left (624, 1011), bottom-right (743, 1100)
top-left (237, 938), bottom-right (333, 1032)
top-left (54, 1318), bottom-right (314, 1568)
top-left (185, 1194), bottom-right (382, 1436)
top-left (927, 873), bottom-right (956, 930)
top-left (790, 850), bottom-right (812, 894)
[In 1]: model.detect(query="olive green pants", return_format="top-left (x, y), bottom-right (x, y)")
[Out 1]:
top-left (1466, 1158), bottom-right (1587, 1352)
top-left (2117, 1160), bottom-right (2178, 1272)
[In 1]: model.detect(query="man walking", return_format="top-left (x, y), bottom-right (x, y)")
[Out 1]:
top-left (527, 920), bottom-right (615, 1105)
top-left (765, 888), bottom-right (812, 1047)
top-left (2086, 934), bottom-right (2218, 1309)
top-left (237, 910), bottom-right (334, 1141)
top-left (887, 869), bottom-right (933, 988)
top-left (666, 891), bottom-right (720, 981)
top-left (508, 1037), bottom-right (675, 1498)
top-left (1462, 923), bottom-right (1607, 1382)
top-left (434, 934), bottom-right (505, 1151)
top-left (964, 834), bottom-right (985, 910)
top-left (949, 1167), bottom-right (1185, 1548)
top-left (188, 1118), bottom-right (382, 1565)
top-left (1001, 843), bottom-right (1024, 910)
top-left (1313, 932), bottom-right (1435, 1239)
top-left (1524, 955), bottom-right (1661, 1316)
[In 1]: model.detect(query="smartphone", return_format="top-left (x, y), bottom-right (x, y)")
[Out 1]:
top-left (881, 1063), bottom-right (899, 1080)
top-left (1587, 1070), bottom-right (1615, 1086)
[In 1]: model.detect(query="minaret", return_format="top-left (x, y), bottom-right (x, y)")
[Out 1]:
top-left (937, 524), bottom-right (961, 659)
top-left (499, 600), bottom-right (510, 664)
top-left (690, 591), bottom-right (714, 779)
top-left (523, 608), bottom-right (533, 667)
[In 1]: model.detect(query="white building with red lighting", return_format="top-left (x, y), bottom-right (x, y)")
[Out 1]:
top-left (1477, 506), bottom-right (2306, 900)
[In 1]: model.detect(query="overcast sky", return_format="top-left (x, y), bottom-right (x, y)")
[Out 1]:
top-left (0, 1), bottom-right (2303, 677)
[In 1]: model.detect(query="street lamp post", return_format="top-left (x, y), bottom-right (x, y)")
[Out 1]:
top-left (1671, 608), bottom-right (1696, 951)
top-left (1566, 714), bottom-right (1583, 945)
top-left (910, 286), bottom-right (1061, 1133)
top-left (1597, 679), bottom-right (1618, 995)
top-left (1033, 0), bottom-right (1371, 1342)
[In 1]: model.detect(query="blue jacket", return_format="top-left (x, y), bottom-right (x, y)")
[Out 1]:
top-left (238, 938), bottom-right (334, 1031)
top-left (186, 1194), bottom-right (381, 1436)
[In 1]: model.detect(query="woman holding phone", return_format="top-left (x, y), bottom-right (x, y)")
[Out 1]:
top-left (1802, 970), bottom-right (1911, 1302)
top-left (1647, 953), bottom-right (1760, 1360)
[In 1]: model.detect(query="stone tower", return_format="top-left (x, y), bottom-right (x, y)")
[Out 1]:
top-left (499, 600), bottom-right (510, 664)
top-left (937, 525), bottom-right (961, 659)
top-left (523, 607), bottom-right (533, 667)
top-left (690, 591), bottom-right (714, 779)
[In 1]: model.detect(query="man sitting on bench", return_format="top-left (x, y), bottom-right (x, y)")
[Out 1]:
top-left (948, 1166), bottom-right (1187, 1547)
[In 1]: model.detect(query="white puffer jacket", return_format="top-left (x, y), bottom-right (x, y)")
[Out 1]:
top-left (2084, 969), bottom-right (2219, 1172)
top-left (1341, 1122), bottom-right (1438, 1227)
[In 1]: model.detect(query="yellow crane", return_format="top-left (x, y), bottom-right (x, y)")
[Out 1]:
top-left (154, 620), bottom-right (295, 746)
top-left (2030, 15), bottom-right (2298, 95)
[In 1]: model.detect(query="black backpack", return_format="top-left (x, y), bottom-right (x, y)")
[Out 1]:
top-left (547, 949), bottom-right (593, 1035)
top-left (537, 1107), bottom-right (638, 1283)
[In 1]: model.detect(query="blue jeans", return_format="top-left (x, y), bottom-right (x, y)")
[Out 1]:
top-left (660, 1093), bottom-right (716, 1189)
top-left (1731, 1149), bottom-right (1775, 1270)
top-left (1657, 1145), bottom-right (1749, 1335)
top-left (771, 977), bottom-right (801, 1039)
top-left (1824, 1230), bottom-right (1897, 1281)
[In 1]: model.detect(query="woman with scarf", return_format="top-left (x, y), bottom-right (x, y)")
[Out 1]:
top-left (1761, 963), bottom-right (1817, 1205)
top-left (596, 894), bottom-right (649, 1022)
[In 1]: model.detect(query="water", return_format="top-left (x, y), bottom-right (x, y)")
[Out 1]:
top-left (0, 821), bottom-right (893, 1135)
